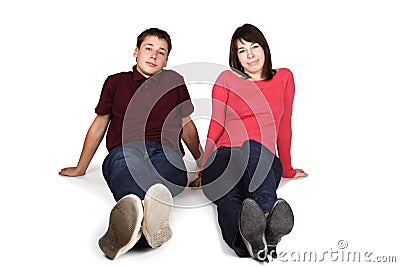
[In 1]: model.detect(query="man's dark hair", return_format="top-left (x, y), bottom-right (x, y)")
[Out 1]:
top-left (137, 28), bottom-right (172, 56)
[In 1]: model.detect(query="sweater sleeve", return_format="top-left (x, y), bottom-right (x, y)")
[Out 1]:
top-left (200, 77), bottom-right (229, 172)
top-left (277, 69), bottom-right (296, 178)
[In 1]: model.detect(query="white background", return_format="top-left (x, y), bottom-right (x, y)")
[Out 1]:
top-left (1, 0), bottom-right (399, 266)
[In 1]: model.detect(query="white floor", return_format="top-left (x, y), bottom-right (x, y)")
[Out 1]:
top-left (2, 152), bottom-right (399, 267)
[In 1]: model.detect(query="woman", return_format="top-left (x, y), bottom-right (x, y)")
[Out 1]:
top-left (190, 24), bottom-right (307, 261)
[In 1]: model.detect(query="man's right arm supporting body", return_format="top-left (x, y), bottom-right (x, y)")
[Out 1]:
top-left (59, 114), bottom-right (110, 177)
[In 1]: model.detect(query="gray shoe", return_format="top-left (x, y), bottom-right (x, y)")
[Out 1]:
top-left (239, 198), bottom-right (268, 261)
top-left (98, 194), bottom-right (143, 260)
top-left (142, 184), bottom-right (173, 248)
top-left (265, 198), bottom-right (294, 258)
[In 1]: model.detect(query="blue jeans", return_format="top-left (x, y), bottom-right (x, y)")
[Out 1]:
top-left (102, 141), bottom-right (188, 201)
top-left (102, 141), bottom-right (188, 248)
top-left (202, 140), bottom-right (282, 257)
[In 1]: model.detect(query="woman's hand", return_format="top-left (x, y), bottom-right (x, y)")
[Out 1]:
top-left (294, 168), bottom-right (308, 178)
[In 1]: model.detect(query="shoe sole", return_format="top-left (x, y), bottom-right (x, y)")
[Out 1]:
top-left (239, 198), bottom-right (267, 261)
top-left (98, 194), bottom-right (143, 260)
top-left (266, 198), bottom-right (294, 256)
top-left (142, 184), bottom-right (173, 248)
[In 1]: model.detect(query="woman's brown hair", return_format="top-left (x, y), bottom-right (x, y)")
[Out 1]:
top-left (229, 24), bottom-right (275, 80)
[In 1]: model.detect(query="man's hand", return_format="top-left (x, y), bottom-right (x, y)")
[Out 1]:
top-left (189, 176), bottom-right (202, 188)
top-left (59, 167), bottom-right (85, 177)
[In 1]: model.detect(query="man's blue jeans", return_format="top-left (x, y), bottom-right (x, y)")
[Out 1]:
top-left (202, 140), bottom-right (282, 257)
top-left (102, 141), bottom-right (188, 201)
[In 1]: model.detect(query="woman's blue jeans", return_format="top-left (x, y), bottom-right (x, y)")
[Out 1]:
top-left (202, 140), bottom-right (282, 257)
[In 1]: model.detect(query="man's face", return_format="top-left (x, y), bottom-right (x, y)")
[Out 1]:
top-left (134, 35), bottom-right (168, 77)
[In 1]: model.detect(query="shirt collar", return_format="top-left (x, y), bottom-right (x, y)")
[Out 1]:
top-left (132, 65), bottom-right (163, 84)
top-left (132, 65), bottom-right (146, 82)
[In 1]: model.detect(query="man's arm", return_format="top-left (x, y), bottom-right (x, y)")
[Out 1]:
top-left (59, 114), bottom-right (110, 177)
top-left (181, 116), bottom-right (203, 162)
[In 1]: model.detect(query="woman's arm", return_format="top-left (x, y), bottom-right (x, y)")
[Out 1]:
top-left (276, 69), bottom-right (308, 178)
top-left (276, 69), bottom-right (297, 178)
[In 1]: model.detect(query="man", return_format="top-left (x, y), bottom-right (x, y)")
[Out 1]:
top-left (59, 28), bottom-right (202, 259)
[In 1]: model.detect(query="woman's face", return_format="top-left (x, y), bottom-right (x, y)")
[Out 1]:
top-left (236, 39), bottom-right (265, 80)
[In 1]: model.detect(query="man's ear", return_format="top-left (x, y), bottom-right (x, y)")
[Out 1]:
top-left (133, 47), bottom-right (139, 58)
